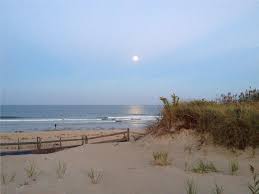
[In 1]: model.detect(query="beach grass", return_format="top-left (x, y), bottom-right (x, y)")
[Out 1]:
top-left (185, 178), bottom-right (198, 194)
top-left (24, 161), bottom-right (40, 181)
top-left (152, 151), bottom-right (170, 166)
top-left (1, 172), bottom-right (16, 185)
top-left (56, 161), bottom-right (67, 179)
top-left (148, 88), bottom-right (259, 149)
top-left (88, 168), bottom-right (103, 184)
top-left (248, 165), bottom-right (259, 194)
top-left (192, 160), bottom-right (218, 174)
top-left (229, 160), bottom-right (239, 175)
top-left (212, 183), bottom-right (224, 194)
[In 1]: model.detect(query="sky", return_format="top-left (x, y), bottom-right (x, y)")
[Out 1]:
top-left (0, 0), bottom-right (259, 105)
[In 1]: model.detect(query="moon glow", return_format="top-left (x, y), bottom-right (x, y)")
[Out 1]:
top-left (132, 55), bottom-right (140, 62)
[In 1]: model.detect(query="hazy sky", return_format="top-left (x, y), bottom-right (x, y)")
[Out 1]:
top-left (1, 0), bottom-right (259, 105)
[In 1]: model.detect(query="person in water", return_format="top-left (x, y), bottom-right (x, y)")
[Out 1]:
top-left (54, 123), bottom-right (57, 129)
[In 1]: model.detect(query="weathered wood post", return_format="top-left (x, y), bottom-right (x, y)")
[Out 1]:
top-left (59, 137), bottom-right (62, 148)
top-left (39, 137), bottom-right (42, 150)
top-left (127, 128), bottom-right (130, 141)
top-left (82, 136), bottom-right (84, 145)
top-left (85, 135), bottom-right (88, 144)
top-left (36, 137), bottom-right (41, 150)
top-left (17, 138), bottom-right (20, 150)
top-left (36, 137), bottom-right (39, 150)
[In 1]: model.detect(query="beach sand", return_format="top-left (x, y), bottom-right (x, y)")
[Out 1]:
top-left (1, 129), bottom-right (259, 194)
top-left (0, 129), bottom-right (143, 151)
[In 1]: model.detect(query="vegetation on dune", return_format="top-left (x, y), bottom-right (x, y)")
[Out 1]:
top-left (24, 161), bottom-right (40, 181)
top-left (148, 88), bottom-right (259, 149)
top-left (56, 161), bottom-right (67, 179)
top-left (152, 151), bottom-right (170, 166)
top-left (249, 165), bottom-right (259, 194)
top-left (1, 172), bottom-right (16, 185)
top-left (88, 168), bottom-right (103, 184)
top-left (185, 179), bottom-right (198, 194)
top-left (212, 183), bottom-right (224, 194)
top-left (192, 160), bottom-right (218, 174)
top-left (229, 160), bottom-right (239, 175)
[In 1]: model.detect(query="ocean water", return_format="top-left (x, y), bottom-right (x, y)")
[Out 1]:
top-left (0, 105), bottom-right (161, 132)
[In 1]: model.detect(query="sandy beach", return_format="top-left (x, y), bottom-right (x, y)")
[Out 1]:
top-left (0, 129), bottom-right (143, 151)
top-left (1, 129), bottom-right (258, 194)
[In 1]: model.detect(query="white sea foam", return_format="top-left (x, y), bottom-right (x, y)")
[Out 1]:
top-left (0, 115), bottom-right (160, 123)
top-left (0, 118), bottom-right (114, 123)
top-left (107, 115), bottom-right (160, 121)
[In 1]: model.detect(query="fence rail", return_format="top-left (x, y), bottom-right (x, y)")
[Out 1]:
top-left (0, 129), bottom-right (130, 154)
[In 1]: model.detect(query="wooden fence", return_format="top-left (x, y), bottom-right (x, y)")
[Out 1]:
top-left (0, 129), bottom-right (130, 156)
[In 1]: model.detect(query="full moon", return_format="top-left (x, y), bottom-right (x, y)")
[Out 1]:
top-left (132, 55), bottom-right (139, 62)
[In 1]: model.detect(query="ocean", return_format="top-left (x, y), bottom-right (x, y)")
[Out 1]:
top-left (0, 105), bottom-right (161, 132)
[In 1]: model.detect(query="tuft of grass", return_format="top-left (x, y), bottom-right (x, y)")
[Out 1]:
top-left (152, 151), bottom-right (170, 166)
top-left (24, 161), bottom-right (40, 181)
top-left (56, 161), bottom-right (67, 179)
top-left (192, 160), bottom-right (218, 174)
top-left (212, 183), bottom-right (224, 194)
top-left (248, 165), bottom-right (259, 194)
top-left (185, 178), bottom-right (198, 194)
top-left (229, 160), bottom-right (239, 175)
top-left (88, 168), bottom-right (103, 184)
top-left (1, 172), bottom-right (16, 185)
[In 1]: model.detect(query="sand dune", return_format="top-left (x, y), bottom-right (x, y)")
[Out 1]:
top-left (1, 130), bottom-right (258, 194)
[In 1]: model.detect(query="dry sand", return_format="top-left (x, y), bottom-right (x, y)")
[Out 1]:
top-left (0, 129), bottom-right (141, 151)
top-left (1, 129), bottom-right (258, 194)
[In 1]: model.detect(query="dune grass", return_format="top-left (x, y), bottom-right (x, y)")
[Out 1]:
top-left (212, 183), bottom-right (224, 194)
top-left (148, 88), bottom-right (259, 149)
top-left (229, 160), bottom-right (239, 175)
top-left (185, 179), bottom-right (198, 194)
top-left (248, 165), bottom-right (259, 194)
top-left (1, 172), bottom-right (16, 185)
top-left (192, 160), bottom-right (218, 174)
top-left (24, 161), bottom-right (40, 181)
top-left (88, 168), bottom-right (103, 184)
top-left (56, 161), bottom-right (67, 179)
top-left (152, 151), bottom-right (170, 166)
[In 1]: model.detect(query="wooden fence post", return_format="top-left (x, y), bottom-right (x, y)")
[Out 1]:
top-left (85, 136), bottom-right (88, 144)
top-left (36, 137), bottom-right (39, 150)
top-left (127, 128), bottom-right (130, 141)
top-left (59, 137), bottom-right (62, 148)
top-left (17, 138), bottom-right (20, 150)
top-left (82, 136), bottom-right (84, 145)
top-left (39, 137), bottom-right (41, 150)
top-left (37, 137), bottom-right (41, 150)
